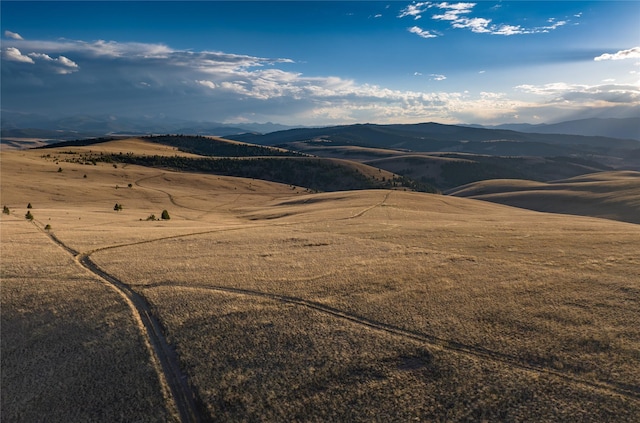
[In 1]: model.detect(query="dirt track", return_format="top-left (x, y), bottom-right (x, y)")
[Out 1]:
top-left (41, 228), bottom-right (203, 423)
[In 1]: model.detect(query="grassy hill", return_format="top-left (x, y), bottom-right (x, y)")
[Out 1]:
top-left (448, 171), bottom-right (640, 224)
top-left (229, 122), bottom-right (639, 162)
top-left (2, 144), bottom-right (639, 422)
top-left (37, 136), bottom-right (437, 193)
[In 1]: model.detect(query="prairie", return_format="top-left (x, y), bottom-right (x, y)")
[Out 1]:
top-left (1, 142), bottom-right (639, 421)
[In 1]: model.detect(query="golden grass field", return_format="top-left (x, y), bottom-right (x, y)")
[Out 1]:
top-left (2, 140), bottom-right (639, 422)
top-left (448, 171), bottom-right (640, 224)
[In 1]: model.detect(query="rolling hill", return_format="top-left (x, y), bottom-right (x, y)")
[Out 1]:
top-left (448, 171), bottom-right (640, 224)
top-left (2, 142), bottom-right (639, 422)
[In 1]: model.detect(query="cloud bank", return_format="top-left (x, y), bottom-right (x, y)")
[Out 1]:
top-left (2, 33), bottom-right (638, 125)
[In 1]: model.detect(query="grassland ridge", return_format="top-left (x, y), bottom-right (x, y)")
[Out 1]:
top-left (142, 282), bottom-right (640, 401)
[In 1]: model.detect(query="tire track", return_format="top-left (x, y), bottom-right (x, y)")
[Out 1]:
top-left (37, 226), bottom-right (204, 423)
top-left (78, 254), bottom-right (203, 423)
top-left (44, 218), bottom-right (640, 401)
top-left (141, 281), bottom-right (640, 401)
top-left (342, 190), bottom-right (392, 220)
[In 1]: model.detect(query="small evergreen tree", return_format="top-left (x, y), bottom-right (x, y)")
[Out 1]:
top-left (27, 203), bottom-right (32, 209)
top-left (25, 211), bottom-right (34, 221)
top-left (161, 209), bottom-right (170, 220)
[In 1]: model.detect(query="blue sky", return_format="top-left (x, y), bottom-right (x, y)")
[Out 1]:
top-left (2, 1), bottom-right (639, 126)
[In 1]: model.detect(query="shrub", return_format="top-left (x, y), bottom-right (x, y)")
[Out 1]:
top-left (146, 214), bottom-right (156, 221)
top-left (114, 203), bottom-right (123, 211)
top-left (27, 203), bottom-right (32, 209)
top-left (25, 211), bottom-right (34, 221)
top-left (58, 167), bottom-right (62, 172)
top-left (44, 224), bottom-right (52, 230)
top-left (161, 210), bottom-right (170, 220)
top-left (2, 206), bottom-right (9, 215)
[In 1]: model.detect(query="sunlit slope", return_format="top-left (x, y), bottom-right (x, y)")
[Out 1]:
top-left (91, 189), bottom-right (640, 421)
top-left (3, 147), bottom-right (639, 421)
top-left (448, 171), bottom-right (640, 224)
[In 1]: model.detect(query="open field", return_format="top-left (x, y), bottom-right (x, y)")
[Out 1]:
top-left (2, 142), bottom-right (639, 421)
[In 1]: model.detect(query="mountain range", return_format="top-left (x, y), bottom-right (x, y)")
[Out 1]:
top-left (2, 112), bottom-right (638, 142)
top-left (469, 117), bottom-right (639, 141)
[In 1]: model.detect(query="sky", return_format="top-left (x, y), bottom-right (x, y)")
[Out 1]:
top-left (2, 1), bottom-right (639, 126)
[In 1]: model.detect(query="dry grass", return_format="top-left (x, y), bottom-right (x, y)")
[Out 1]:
top-left (448, 171), bottom-right (640, 224)
top-left (0, 220), bottom-right (177, 422)
top-left (2, 144), bottom-right (639, 421)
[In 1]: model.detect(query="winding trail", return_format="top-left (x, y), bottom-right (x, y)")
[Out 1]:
top-left (42, 229), bottom-right (203, 423)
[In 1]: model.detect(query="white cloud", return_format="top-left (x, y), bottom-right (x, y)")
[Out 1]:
top-left (27, 52), bottom-right (79, 74)
top-left (4, 30), bottom-right (24, 40)
top-left (594, 47), bottom-right (640, 61)
top-left (516, 82), bottom-right (640, 104)
top-left (398, 2), bottom-right (431, 20)
top-left (427, 2), bottom-right (569, 36)
top-left (451, 17), bottom-right (492, 33)
top-left (3, 47), bottom-right (35, 63)
top-left (58, 56), bottom-right (78, 68)
top-left (408, 26), bottom-right (438, 39)
top-left (430, 74), bottom-right (447, 81)
top-left (196, 80), bottom-right (217, 89)
top-left (432, 2), bottom-right (476, 21)
top-left (491, 24), bottom-right (527, 36)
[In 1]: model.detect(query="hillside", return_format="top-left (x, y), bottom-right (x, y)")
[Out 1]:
top-left (33, 136), bottom-right (436, 193)
top-left (448, 171), bottom-right (640, 224)
top-left (2, 145), bottom-right (639, 422)
top-left (281, 141), bottom-right (612, 190)
top-left (228, 122), bottom-right (639, 162)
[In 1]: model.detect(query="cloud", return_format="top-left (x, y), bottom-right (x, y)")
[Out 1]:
top-left (2, 34), bottom-right (636, 126)
top-left (408, 26), bottom-right (438, 39)
top-left (516, 82), bottom-right (640, 104)
top-left (196, 80), bottom-right (217, 89)
top-left (27, 52), bottom-right (79, 74)
top-left (420, 2), bottom-right (571, 36)
top-left (594, 47), bottom-right (640, 61)
top-left (4, 30), bottom-right (24, 40)
top-left (432, 2), bottom-right (476, 21)
top-left (398, 2), bottom-right (431, 20)
top-left (3, 47), bottom-right (35, 63)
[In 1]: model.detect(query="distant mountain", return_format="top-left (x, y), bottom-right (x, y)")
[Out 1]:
top-left (471, 118), bottom-right (639, 141)
top-left (0, 111), bottom-right (298, 141)
top-left (227, 122), bottom-right (640, 169)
